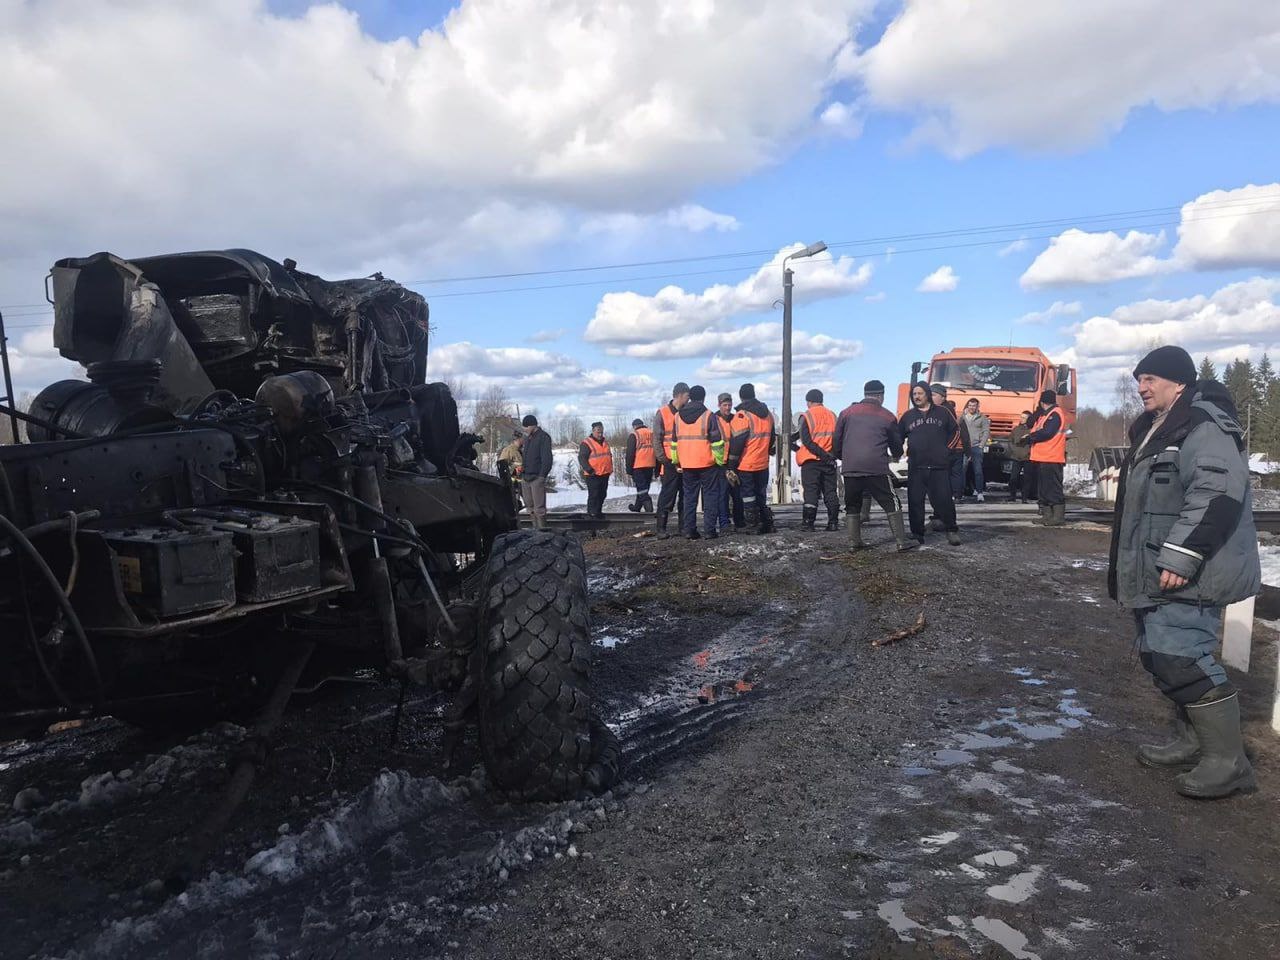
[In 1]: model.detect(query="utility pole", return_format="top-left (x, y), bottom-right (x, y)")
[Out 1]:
top-left (776, 241), bottom-right (827, 505)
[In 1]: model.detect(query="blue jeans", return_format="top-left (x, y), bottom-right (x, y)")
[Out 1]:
top-left (969, 447), bottom-right (985, 494)
top-left (948, 455), bottom-right (965, 499)
top-left (1135, 603), bottom-right (1228, 705)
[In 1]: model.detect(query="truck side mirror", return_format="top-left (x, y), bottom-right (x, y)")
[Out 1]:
top-left (1056, 363), bottom-right (1072, 395)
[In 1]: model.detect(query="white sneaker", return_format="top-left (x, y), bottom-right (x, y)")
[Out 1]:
top-left (976, 493), bottom-right (985, 503)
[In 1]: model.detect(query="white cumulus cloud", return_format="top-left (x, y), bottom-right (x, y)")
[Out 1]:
top-left (426, 340), bottom-right (658, 404)
top-left (917, 265), bottom-right (958, 292)
top-left (1172, 183), bottom-right (1280, 270)
top-left (584, 244), bottom-right (872, 345)
top-left (1020, 229), bottom-right (1169, 288)
top-left (849, 1), bottom-right (1280, 156)
top-left (1016, 300), bottom-right (1082, 325)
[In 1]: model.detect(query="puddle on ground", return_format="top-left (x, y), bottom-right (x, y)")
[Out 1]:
top-left (1057, 878), bottom-right (1090, 892)
top-left (987, 865), bottom-right (1044, 903)
top-left (1020, 678), bottom-right (1048, 685)
top-left (974, 850), bottom-right (1019, 867)
top-left (973, 916), bottom-right (1041, 960)
top-left (991, 759), bottom-right (1025, 775)
top-left (1009, 667), bottom-right (1034, 676)
top-left (956, 732), bottom-right (1015, 750)
top-left (959, 863), bottom-right (987, 880)
top-left (930, 749), bottom-right (977, 766)
top-left (1069, 558), bottom-right (1108, 572)
top-left (877, 899), bottom-right (922, 939)
top-left (901, 766), bottom-right (936, 777)
top-left (920, 831), bottom-right (960, 848)
top-left (1008, 722), bottom-right (1065, 741)
top-left (1058, 698), bottom-right (1090, 717)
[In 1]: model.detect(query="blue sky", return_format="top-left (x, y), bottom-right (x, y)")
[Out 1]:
top-left (3, 1), bottom-right (1278, 426)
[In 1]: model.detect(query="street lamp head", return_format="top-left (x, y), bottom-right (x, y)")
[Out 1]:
top-left (797, 241), bottom-right (827, 258)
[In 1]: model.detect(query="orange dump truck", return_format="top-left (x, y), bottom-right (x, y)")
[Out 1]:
top-left (893, 346), bottom-right (1077, 487)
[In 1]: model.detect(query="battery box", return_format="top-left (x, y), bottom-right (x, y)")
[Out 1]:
top-left (223, 513), bottom-right (322, 602)
top-left (102, 528), bottom-right (236, 617)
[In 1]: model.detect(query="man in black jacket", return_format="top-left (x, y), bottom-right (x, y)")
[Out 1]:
top-left (899, 383), bottom-right (960, 545)
top-left (520, 414), bottom-right (553, 529)
top-left (834, 380), bottom-right (914, 550)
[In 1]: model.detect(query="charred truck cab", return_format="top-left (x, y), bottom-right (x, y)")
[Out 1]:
top-left (0, 250), bottom-right (616, 814)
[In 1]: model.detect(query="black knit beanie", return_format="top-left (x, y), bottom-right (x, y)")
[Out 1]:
top-left (1039, 389), bottom-right (1056, 405)
top-left (805, 388), bottom-right (823, 403)
top-left (689, 385), bottom-right (706, 402)
top-left (1133, 345), bottom-right (1197, 385)
top-left (864, 379), bottom-right (885, 394)
top-left (739, 383), bottom-right (756, 400)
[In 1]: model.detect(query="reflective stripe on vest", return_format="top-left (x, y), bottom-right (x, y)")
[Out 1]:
top-left (633, 427), bottom-right (656, 469)
top-left (734, 409), bottom-right (773, 471)
top-left (674, 411), bottom-right (714, 469)
top-left (582, 436), bottom-right (614, 476)
top-left (657, 404), bottom-right (678, 459)
top-left (1030, 408), bottom-right (1069, 464)
top-left (796, 405), bottom-right (836, 465)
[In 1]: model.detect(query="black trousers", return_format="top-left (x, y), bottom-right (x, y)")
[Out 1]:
top-left (1007, 460), bottom-right (1031, 500)
top-left (680, 467), bottom-right (719, 535)
top-left (656, 463), bottom-right (684, 522)
top-left (1037, 461), bottom-right (1064, 507)
top-left (908, 466), bottom-right (957, 536)
top-left (585, 475), bottom-right (609, 516)
top-left (845, 474), bottom-right (899, 515)
top-left (801, 460), bottom-right (839, 515)
top-left (632, 467), bottom-right (654, 495)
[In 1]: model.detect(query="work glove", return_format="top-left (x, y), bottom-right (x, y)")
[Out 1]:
top-left (725, 469), bottom-right (740, 487)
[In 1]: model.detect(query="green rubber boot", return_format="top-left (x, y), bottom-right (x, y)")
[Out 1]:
top-left (1175, 690), bottom-right (1257, 799)
top-left (1138, 705), bottom-right (1200, 768)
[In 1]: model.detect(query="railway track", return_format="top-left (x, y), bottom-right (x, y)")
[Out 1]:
top-left (523, 505), bottom-right (1280, 534)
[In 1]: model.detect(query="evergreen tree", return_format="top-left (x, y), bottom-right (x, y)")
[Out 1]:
top-left (1197, 356), bottom-right (1217, 382)
top-left (1223, 357), bottom-right (1259, 417)
top-left (1254, 353), bottom-right (1275, 400)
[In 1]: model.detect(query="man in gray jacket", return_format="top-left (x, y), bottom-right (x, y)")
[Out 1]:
top-left (961, 398), bottom-right (991, 502)
top-left (1109, 346), bottom-right (1259, 799)
top-left (833, 380), bottom-right (915, 551)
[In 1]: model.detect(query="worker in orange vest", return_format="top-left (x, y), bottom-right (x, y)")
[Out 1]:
top-left (674, 385), bottom-right (725, 540)
top-left (578, 421), bottom-right (614, 519)
top-left (728, 383), bottom-right (777, 535)
top-left (716, 392), bottom-right (746, 531)
top-left (625, 418), bottom-right (656, 513)
top-left (1025, 389), bottom-right (1070, 526)
top-left (796, 388), bottom-right (840, 531)
top-left (652, 382), bottom-right (690, 539)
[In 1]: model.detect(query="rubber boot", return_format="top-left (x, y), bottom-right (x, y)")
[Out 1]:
top-left (1041, 502), bottom-right (1065, 527)
top-left (743, 504), bottom-right (760, 534)
top-left (801, 505), bottom-right (817, 531)
top-left (656, 510), bottom-right (671, 540)
top-left (642, 493), bottom-right (654, 513)
top-left (1031, 504), bottom-right (1049, 525)
top-left (1138, 705), bottom-right (1200, 768)
top-left (860, 499), bottom-right (872, 524)
top-left (1176, 690), bottom-right (1256, 798)
top-left (849, 512), bottom-right (866, 549)
top-left (826, 508), bottom-right (840, 532)
top-left (759, 505), bottom-right (775, 534)
top-left (946, 530), bottom-right (961, 546)
top-left (887, 512), bottom-right (917, 551)
top-left (627, 497), bottom-right (641, 513)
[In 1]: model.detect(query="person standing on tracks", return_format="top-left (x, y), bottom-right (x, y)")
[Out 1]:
top-left (962, 398), bottom-right (991, 503)
top-left (900, 383), bottom-right (960, 546)
top-left (1110, 345), bottom-right (1259, 799)
top-left (1026, 389), bottom-right (1069, 526)
top-left (728, 383), bottom-right (777, 534)
top-left (716, 392), bottom-right (745, 531)
top-left (797, 388), bottom-right (840, 531)
top-left (673, 385), bottom-right (724, 540)
top-left (1007, 411), bottom-right (1033, 503)
top-left (652, 382), bottom-right (690, 539)
top-left (835, 380), bottom-right (915, 551)
top-left (625, 418), bottom-right (656, 513)
top-left (520, 414), bottom-right (553, 529)
top-left (579, 421), bottom-right (613, 519)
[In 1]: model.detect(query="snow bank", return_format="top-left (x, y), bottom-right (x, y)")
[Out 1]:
top-left (1259, 544), bottom-right (1280, 588)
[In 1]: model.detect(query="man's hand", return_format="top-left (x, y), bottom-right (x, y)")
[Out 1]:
top-left (1159, 569), bottom-right (1189, 591)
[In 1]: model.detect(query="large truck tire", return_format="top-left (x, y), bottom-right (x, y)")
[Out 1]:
top-left (476, 530), bottom-right (598, 800)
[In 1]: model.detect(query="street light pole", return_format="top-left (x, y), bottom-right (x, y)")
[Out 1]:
top-left (776, 241), bottom-right (827, 505)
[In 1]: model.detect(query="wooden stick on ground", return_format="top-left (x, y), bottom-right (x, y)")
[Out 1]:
top-left (873, 611), bottom-right (926, 648)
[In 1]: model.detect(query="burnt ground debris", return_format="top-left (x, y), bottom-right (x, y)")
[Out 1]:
top-left (2, 513), bottom-right (1279, 959)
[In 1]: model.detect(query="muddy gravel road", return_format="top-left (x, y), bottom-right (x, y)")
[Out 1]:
top-left (2, 507), bottom-right (1278, 960)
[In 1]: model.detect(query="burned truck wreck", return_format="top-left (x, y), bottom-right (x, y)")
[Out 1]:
top-left (0, 250), bottom-right (616, 813)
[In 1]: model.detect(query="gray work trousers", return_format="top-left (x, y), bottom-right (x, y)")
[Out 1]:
top-left (521, 476), bottom-right (548, 528)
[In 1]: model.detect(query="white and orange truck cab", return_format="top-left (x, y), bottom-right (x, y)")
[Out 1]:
top-left (892, 346), bottom-right (1076, 486)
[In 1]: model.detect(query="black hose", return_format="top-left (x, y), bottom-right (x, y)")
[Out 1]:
top-left (0, 512), bottom-right (104, 705)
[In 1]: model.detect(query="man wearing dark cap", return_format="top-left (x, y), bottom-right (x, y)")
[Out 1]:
top-left (520, 414), bottom-right (552, 529)
top-left (796, 388), bottom-right (840, 531)
top-left (1110, 344), bottom-right (1259, 799)
top-left (728, 383), bottom-right (778, 534)
top-left (625, 418), bottom-right (656, 513)
top-left (652, 382), bottom-right (690, 538)
top-left (1025, 388), bottom-right (1071, 525)
top-left (834, 380), bottom-right (916, 550)
top-left (673, 385), bottom-right (724, 539)
top-left (578, 421), bottom-right (613, 519)
top-left (716, 392), bottom-right (746, 531)
top-left (930, 383), bottom-right (970, 503)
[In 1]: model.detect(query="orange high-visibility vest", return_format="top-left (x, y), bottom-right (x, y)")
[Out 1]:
top-left (582, 436), bottom-right (614, 476)
top-left (796, 405), bottom-right (836, 465)
top-left (656, 404), bottom-right (678, 460)
top-left (733, 409), bottom-right (773, 471)
top-left (1030, 407), bottom-right (1070, 464)
top-left (674, 411), bottom-right (714, 469)
top-left (633, 426), bottom-right (656, 469)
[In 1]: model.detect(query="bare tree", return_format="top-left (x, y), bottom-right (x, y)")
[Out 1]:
top-left (554, 414), bottom-right (586, 446)
top-left (471, 385), bottom-right (520, 472)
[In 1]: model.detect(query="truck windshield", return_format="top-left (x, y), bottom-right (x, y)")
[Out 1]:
top-left (930, 360), bottom-right (1039, 393)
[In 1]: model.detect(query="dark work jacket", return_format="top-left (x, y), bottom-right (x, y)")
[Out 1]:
top-left (834, 399), bottom-right (903, 476)
top-left (522, 427), bottom-right (553, 478)
top-left (1008, 423), bottom-right (1031, 461)
top-left (624, 433), bottom-right (637, 473)
top-left (728, 398), bottom-right (776, 464)
top-left (899, 404), bottom-right (957, 469)
top-left (1108, 380), bottom-right (1260, 607)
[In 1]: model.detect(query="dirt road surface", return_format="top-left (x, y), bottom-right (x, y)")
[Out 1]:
top-left (3, 507), bottom-right (1278, 959)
